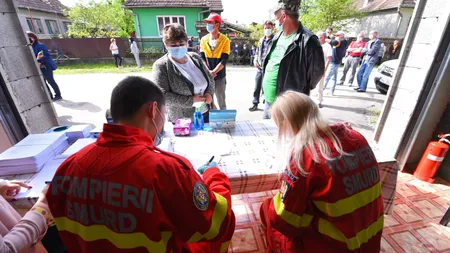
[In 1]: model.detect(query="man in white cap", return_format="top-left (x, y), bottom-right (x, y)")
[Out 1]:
top-left (323, 31), bottom-right (348, 96)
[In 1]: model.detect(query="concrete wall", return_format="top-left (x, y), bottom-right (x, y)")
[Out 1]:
top-left (375, 0), bottom-right (450, 164)
top-left (0, 0), bottom-right (59, 134)
top-left (17, 8), bottom-right (70, 39)
top-left (348, 8), bottom-right (414, 39)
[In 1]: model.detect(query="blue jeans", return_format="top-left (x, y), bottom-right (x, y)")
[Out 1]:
top-left (357, 61), bottom-right (375, 91)
top-left (263, 102), bottom-right (272, 119)
top-left (323, 63), bottom-right (339, 93)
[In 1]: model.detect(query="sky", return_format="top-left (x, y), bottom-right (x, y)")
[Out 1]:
top-left (59, 0), bottom-right (276, 25)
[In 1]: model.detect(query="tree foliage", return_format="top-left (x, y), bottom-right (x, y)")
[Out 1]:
top-left (300, 0), bottom-right (363, 33)
top-left (67, 0), bottom-right (135, 38)
top-left (247, 23), bottom-right (264, 42)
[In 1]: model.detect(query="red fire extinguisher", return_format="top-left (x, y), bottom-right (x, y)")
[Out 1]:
top-left (414, 134), bottom-right (450, 183)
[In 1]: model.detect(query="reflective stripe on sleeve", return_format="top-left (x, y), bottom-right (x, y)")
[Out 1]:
top-left (273, 193), bottom-right (313, 228)
top-left (220, 241), bottom-right (231, 252)
top-left (318, 215), bottom-right (384, 250)
top-left (313, 182), bottom-right (382, 217)
top-left (188, 192), bottom-right (229, 243)
top-left (54, 217), bottom-right (171, 252)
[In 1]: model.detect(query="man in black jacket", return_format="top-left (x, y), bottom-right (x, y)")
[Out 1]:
top-left (262, 0), bottom-right (324, 119)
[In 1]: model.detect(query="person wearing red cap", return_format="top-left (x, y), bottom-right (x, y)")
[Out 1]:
top-left (200, 12), bottom-right (231, 110)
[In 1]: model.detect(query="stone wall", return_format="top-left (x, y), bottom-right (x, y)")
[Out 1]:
top-left (0, 0), bottom-right (59, 135)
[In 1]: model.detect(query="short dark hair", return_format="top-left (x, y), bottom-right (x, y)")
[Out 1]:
top-left (110, 76), bottom-right (165, 122)
top-left (163, 23), bottom-right (188, 44)
top-left (327, 26), bottom-right (333, 31)
top-left (26, 31), bottom-right (38, 42)
top-left (264, 20), bottom-right (274, 26)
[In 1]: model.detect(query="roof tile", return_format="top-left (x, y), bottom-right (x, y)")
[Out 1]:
top-left (15, 0), bottom-right (67, 14)
top-left (124, 0), bottom-right (223, 11)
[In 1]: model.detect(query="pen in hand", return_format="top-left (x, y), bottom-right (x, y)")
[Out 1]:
top-left (207, 156), bottom-right (215, 166)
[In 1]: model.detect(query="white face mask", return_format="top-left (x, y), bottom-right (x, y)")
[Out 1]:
top-left (264, 29), bottom-right (273, 37)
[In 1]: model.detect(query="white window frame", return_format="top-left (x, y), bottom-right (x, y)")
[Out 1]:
top-left (45, 19), bottom-right (59, 34)
top-left (156, 15), bottom-right (187, 37)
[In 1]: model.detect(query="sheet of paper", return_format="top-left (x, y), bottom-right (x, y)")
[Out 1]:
top-left (58, 138), bottom-right (96, 158)
top-left (173, 132), bottom-right (232, 156)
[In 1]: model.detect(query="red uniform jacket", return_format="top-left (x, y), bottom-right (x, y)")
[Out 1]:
top-left (46, 124), bottom-right (235, 253)
top-left (260, 124), bottom-right (384, 252)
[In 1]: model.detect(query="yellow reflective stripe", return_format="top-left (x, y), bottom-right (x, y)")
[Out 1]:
top-left (273, 193), bottom-right (313, 228)
top-left (220, 240), bottom-right (231, 252)
top-left (318, 215), bottom-right (384, 250)
top-left (54, 217), bottom-right (171, 252)
top-left (313, 182), bottom-right (382, 217)
top-left (188, 192), bottom-right (228, 243)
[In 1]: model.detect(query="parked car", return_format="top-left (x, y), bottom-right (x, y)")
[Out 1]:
top-left (374, 59), bottom-right (400, 94)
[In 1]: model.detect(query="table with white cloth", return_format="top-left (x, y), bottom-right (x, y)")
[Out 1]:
top-left (2, 120), bottom-right (399, 215)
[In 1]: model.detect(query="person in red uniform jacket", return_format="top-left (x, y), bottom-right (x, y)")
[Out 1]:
top-left (46, 76), bottom-right (235, 253)
top-left (260, 91), bottom-right (384, 252)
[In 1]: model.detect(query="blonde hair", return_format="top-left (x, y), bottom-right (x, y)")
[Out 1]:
top-left (271, 91), bottom-right (346, 176)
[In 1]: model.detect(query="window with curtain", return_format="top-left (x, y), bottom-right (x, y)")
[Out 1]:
top-left (156, 16), bottom-right (186, 36)
top-left (45, 20), bottom-right (59, 34)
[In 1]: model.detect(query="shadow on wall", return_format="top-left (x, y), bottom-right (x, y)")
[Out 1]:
top-left (54, 99), bottom-right (102, 113)
top-left (57, 115), bottom-right (97, 130)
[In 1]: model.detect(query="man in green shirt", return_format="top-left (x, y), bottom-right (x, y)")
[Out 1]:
top-left (262, 0), bottom-right (325, 119)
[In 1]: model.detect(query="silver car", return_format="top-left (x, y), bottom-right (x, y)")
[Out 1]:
top-left (374, 59), bottom-right (400, 94)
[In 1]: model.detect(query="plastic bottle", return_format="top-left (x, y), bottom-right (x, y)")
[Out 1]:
top-left (193, 102), bottom-right (205, 130)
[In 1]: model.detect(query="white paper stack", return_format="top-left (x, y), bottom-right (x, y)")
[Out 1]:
top-left (57, 138), bottom-right (96, 159)
top-left (0, 132), bottom-right (68, 176)
top-left (14, 157), bottom-right (67, 199)
top-left (66, 124), bottom-right (92, 142)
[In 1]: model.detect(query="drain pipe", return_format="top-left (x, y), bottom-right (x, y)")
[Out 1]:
top-left (373, 0), bottom-right (428, 142)
top-left (394, 5), bottom-right (403, 38)
top-left (198, 10), bottom-right (210, 22)
top-left (133, 13), bottom-right (142, 47)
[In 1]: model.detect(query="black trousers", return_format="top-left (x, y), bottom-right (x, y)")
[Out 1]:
top-left (41, 226), bottom-right (67, 253)
top-left (42, 68), bottom-right (61, 98)
top-left (252, 70), bottom-right (263, 105)
top-left (113, 54), bottom-right (123, 67)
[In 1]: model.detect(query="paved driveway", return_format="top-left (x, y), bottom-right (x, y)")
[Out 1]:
top-left (52, 66), bottom-right (385, 140)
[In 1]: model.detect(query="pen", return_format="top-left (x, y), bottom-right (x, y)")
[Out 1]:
top-left (206, 156), bottom-right (215, 166)
top-left (45, 181), bottom-right (51, 184)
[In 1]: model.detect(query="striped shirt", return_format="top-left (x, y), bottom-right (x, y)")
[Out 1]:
top-left (170, 56), bottom-right (208, 96)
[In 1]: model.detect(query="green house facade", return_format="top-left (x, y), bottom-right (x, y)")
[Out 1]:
top-left (124, 0), bottom-right (224, 49)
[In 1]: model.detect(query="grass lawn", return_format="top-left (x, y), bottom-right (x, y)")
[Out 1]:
top-left (56, 63), bottom-right (153, 75)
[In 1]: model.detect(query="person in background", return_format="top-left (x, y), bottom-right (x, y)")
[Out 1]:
top-left (240, 44), bottom-right (250, 66)
top-left (152, 23), bottom-right (215, 123)
top-left (109, 38), bottom-right (122, 68)
top-left (249, 20), bottom-right (275, 112)
top-left (232, 44), bottom-right (240, 65)
top-left (323, 31), bottom-right (348, 96)
top-left (129, 37), bottom-right (141, 68)
top-left (326, 26), bottom-right (334, 39)
top-left (356, 30), bottom-right (381, 93)
top-left (388, 40), bottom-right (401, 60)
top-left (46, 76), bottom-right (235, 252)
top-left (0, 179), bottom-right (53, 252)
top-left (338, 32), bottom-right (366, 87)
top-left (27, 31), bottom-right (62, 101)
top-left (260, 91), bottom-right (384, 252)
top-left (316, 31), bottom-right (332, 108)
top-left (250, 45), bottom-right (256, 66)
top-left (200, 12), bottom-right (231, 110)
top-left (378, 42), bottom-right (386, 65)
top-left (187, 36), bottom-right (196, 52)
top-left (261, 0), bottom-right (324, 119)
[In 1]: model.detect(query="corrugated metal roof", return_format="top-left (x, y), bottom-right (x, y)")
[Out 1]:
top-left (15, 0), bottom-right (67, 15)
top-left (124, 0), bottom-right (223, 11)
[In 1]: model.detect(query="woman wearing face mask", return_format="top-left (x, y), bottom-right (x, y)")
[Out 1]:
top-left (27, 31), bottom-right (62, 101)
top-left (152, 23), bottom-right (215, 124)
top-left (259, 91), bottom-right (384, 252)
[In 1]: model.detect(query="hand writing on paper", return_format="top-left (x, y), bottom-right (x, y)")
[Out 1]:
top-left (0, 180), bottom-right (31, 200)
top-left (197, 161), bottom-right (217, 175)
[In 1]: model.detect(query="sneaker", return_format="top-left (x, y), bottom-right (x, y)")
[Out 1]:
top-left (348, 83), bottom-right (353, 87)
top-left (52, 96), bottom-right (62, 101)
top-left (318, 103), bottom-right (323, 108)
top-left (338, 82), bottom-right (344, 86)
top-left (249, 104), bottom-right (258, 112)
top-left (357, 90), bottom-right (366, 93)
top-left (354, 87), bottom-right (360, 91)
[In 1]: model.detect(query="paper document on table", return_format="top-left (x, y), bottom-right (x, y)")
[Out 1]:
top-left (58, 138), bottom-right (96, 158)
top-left (173, 132), bottom-right (232, 156)
top-left (14, 157), bottom-right (66, 199)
